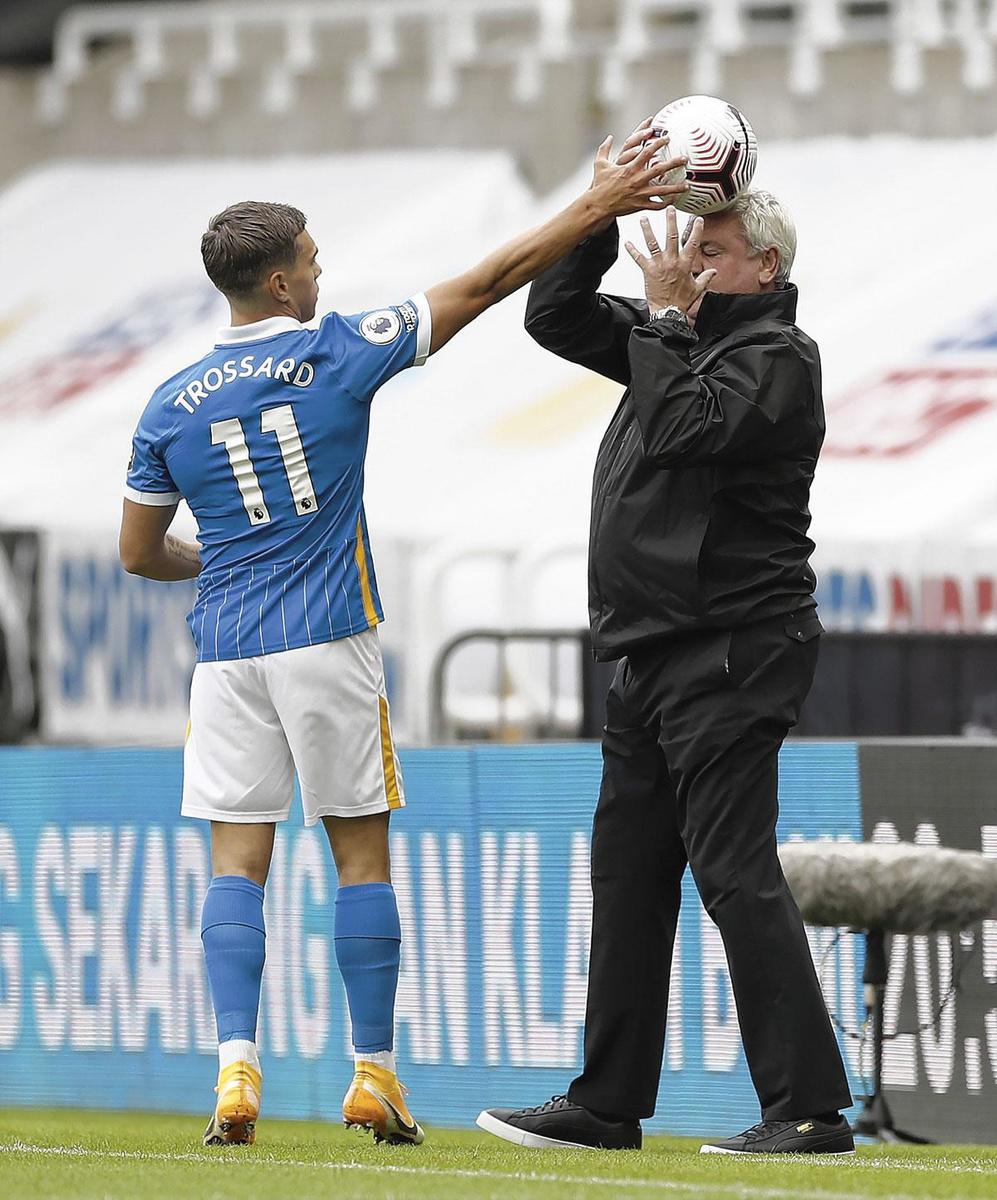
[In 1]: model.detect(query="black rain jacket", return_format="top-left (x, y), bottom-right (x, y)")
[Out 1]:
top-left (525, 223), bottom-right (825, 661)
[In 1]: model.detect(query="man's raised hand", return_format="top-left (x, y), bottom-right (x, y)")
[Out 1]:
top-left (422, 125), bottom-right (691, 354)
top-left (587, 129), bottom-right (689, 231)
top-left (615, 117), bottom-right (656, 167)
top-left (624, 208), bottom-right (717, 314)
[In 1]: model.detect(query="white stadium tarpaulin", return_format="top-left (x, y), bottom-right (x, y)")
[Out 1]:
top-left (1, 140), bottom-right (996, 743)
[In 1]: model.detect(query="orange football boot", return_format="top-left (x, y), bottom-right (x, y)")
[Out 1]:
top-left (203, 1059), bottom-right (262, 1146)
top-left (343, 1061), bottom-right (425, 1145)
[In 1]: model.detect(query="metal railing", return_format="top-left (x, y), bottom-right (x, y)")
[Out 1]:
top-left (39, 0), bottom-right (570, 120)
top-left (429, 626), bottom-right (596, 743)
top-left (36, 0), bottom-right (997, 123)
top-left (431, 625), bottom-right (997, 743)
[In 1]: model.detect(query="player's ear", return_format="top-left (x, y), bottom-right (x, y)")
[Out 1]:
top-left (267, 268), bottom-right (290, 302)
top-left (758, 246), bottom-right (779, 287)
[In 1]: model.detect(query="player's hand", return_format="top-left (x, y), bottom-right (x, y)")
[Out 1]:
top-left (624, 209), bottom-right (717, 313)
top-left (615, 117), bottom-right (656, 167)
top-left (587, 132), bottom-right (689, 233)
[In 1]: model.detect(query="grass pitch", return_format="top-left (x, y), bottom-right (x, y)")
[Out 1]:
top-left (2, 1108), bottom-right (995, 1200)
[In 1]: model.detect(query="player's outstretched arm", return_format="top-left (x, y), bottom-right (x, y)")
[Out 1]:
top-left (119, 499), bottom-right (202, 581)
top-left (524, 119), bottom-right (666, 385)
top-left (423, 135), bottom-right (686, 355)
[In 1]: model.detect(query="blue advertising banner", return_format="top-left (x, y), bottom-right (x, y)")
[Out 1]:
top-left (0, 743), bottom-right (862, 1134)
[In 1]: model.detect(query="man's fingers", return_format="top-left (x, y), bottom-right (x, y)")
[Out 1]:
top-left (645, 183), bottom-right (691, 200)
top-left (624, 241), bottom-right (650, 270)
top-left (640, 216), bottom-right (661, 256)
top-left (633, 135), bottom-right (670, 168)
top-left (638, 152), bottom-right (685, 176)
top-left (630, 136), bottom-right (670, 171)
top-left (617, 124), bottom-right (659, 167)
top-left (638, 163), bottom-right (686, 195)
top-left (617, 143), bottom-right (646, 167)
top-left (681, 215), bottom-right (705, 258)
top-left (638, 180), bottom-right (695, 204)
top-left (665, 205), bottom-right (680, 248)
top-left (617, 192), bottom-right (680, 214)
top-left (694, 268), bottom-right (718, 294)
top-left (623, 117), bottom-right (655, 143)
top-left (595, 134), bottom-right (613, 163)
top-left (620, 119), bottom-right (655, 152)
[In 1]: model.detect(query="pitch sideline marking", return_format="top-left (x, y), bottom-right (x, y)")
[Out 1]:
top-left (0, 1140), bottom-right (973, 1200)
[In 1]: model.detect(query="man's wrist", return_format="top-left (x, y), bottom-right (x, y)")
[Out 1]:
top-left (576, 192), bottom-right (611, 236)
top-left (648, 304), bottom-right (687, 324)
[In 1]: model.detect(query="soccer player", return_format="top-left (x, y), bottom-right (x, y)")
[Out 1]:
top-left (118, 131), bottom-right (687, 1147)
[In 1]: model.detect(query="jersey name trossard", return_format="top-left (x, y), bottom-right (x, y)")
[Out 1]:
top-left (125, 297), bottom-right (431, 662)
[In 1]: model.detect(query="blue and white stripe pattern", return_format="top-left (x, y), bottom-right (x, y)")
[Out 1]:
top-left (188, 537), bottom-right (381, 663)
top-left (125, 295), bottom-right (430, 662)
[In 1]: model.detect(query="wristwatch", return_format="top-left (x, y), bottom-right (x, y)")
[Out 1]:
top-left (648, 305), bottom-right (687, 324)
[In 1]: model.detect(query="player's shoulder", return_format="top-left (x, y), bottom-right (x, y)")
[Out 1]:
top-left (154, 350), bottom-right (215, 398)
top-left (137, 353), bottom-right (212, 428)
top-left (318, 300), bottom-right (420, 351)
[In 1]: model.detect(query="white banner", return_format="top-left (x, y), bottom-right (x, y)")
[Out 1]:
top-left (39, 530), bottom-right (196, 744)
top-left (37, 529), bottom-right (421, 746)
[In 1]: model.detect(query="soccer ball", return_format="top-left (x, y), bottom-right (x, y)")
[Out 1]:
top-left (649, 95), bottom-right (758, 215)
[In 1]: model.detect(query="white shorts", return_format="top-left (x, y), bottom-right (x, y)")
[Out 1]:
top-left (181, 628), bottom-right (405, 826)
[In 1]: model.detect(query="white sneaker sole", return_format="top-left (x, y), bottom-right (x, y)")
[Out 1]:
top-left (700, 1144), bottom-right (856, 1156)
top-left (476, 1110), bottom-right (597, 1151)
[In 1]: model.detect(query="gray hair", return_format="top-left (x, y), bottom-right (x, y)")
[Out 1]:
top-left (728, 188), bottom-right (797, 284)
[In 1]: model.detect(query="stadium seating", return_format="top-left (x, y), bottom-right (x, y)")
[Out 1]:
top-left (3, 1), bottom-right (997, 190)
top-left (36, 1), bottom-right (997, 115)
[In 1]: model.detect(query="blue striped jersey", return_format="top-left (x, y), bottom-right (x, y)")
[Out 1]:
top-left (125, 296), bottom-right (431, 662)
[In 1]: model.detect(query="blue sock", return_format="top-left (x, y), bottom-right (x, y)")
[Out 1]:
top-left (201, 875), bottom-right (266, 1043)
top-left (334, 883), bottom-right (401, 1054)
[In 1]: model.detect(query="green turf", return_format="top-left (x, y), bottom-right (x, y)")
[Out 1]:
top-left (1, 1109), bottom-right (995, 1200)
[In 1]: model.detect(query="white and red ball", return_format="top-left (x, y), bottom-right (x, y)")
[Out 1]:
top-left (649, 95), bottom-right (758, 215)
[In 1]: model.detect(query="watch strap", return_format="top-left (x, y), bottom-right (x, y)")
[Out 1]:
top-left (648, 305), bottom-right (686, 323)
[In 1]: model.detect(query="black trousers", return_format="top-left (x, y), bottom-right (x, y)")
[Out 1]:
top-left (568, 612), bottom-right (852, 1122)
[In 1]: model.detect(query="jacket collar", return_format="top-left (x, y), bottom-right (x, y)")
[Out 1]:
top-left (692, 283), bottom-right (798, 343)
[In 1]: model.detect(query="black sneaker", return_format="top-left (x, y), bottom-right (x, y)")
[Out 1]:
top-left (477, 1096), bottom-right (641, 1150)
top-left (700, 1115), bottom-right (855, 1155)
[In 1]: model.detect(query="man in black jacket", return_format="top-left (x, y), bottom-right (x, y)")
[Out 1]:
top-left (478, 142), bottom-right (853, 1155)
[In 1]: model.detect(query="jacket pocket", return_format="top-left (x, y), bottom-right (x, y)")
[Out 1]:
top-left (784, 615), bottom-right (823, 643)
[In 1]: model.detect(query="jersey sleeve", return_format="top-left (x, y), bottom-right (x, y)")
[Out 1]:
top-left (320, 293), bottom-right (432, 402)
top-left (124, 403), bottom-right (181, 506)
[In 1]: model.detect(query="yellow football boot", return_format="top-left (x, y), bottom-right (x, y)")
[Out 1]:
top-left (203, 1059), bottom-right (262, 1146)
top-left (342, 1061), bottom-right (425, 1145)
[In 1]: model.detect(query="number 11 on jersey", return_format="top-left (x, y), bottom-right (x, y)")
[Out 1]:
top-left (211, 404), bottom-right (319, 526)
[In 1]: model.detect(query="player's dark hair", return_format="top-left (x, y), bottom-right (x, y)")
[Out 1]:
top-left (201, 201), bottom-right (307, 297)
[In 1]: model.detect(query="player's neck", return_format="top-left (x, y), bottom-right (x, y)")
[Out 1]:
top-left (227, 301), bottom-right (301, 328)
